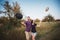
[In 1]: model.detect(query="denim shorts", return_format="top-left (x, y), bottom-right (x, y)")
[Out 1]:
top-left (31, 32), bottom-right (37, 37)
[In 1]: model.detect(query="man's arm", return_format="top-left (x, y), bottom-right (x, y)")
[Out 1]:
top-left (21, 21), bottom-right (26, 27)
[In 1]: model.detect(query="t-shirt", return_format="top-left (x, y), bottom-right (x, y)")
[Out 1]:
top-left (25, 21), bottom-right (32, 32)
top-left (31, 23), bottom-right (36, 33)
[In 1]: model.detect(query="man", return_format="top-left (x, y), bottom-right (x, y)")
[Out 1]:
top-left (21, 16), bottom-right (32, 40)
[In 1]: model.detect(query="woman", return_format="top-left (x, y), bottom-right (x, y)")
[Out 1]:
top-left (31, 20), bottom-right (37, 40)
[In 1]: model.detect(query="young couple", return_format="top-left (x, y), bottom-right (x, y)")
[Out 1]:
top-left (22, 16), bottom-right (37, 40)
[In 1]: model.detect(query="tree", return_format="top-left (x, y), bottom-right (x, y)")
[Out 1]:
top-left (0, 1), bottom-right (23, 28)
top-left (42, 14), bottom-right (55, 22)
top-left (2, 1), bottom-right (13, 18)
top-left (35, 18), bottom-right (40, 22)
top-left (55, 19), bottom-right (60, 22)
top-left (0, 1), bottom-right (23, 19)
top-left (13, 2), bottom-right (20, 14)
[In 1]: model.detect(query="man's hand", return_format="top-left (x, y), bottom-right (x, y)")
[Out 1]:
top-left (21, 22), bottom-right (26, 27)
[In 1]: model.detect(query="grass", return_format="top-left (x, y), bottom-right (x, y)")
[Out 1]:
top-left (36, 22), bottom-right (60, 40)
top-left (0, 22), bottom-right (60, 40)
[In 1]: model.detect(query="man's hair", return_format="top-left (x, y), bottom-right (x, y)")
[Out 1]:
top-left (27, 16), bottom-right (30, 18)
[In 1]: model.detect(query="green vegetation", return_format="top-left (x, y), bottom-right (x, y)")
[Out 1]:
top-left (0, 22), bottom-right (60, 40)
top-left (42, 14), bottom-right (55, 22)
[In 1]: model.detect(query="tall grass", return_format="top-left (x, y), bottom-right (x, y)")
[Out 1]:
top-left (0, 22), bottom-right (60, 40)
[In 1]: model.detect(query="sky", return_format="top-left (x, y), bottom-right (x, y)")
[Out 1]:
top-left (0, 0), bottom-right (60, 20)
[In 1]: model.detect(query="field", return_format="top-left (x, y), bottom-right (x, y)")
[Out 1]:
top-left (0, 22), bottom-right (60, 40)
